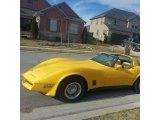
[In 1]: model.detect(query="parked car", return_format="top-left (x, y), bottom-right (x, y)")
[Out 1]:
top-left (121, 39), bottom-right (140, 51)
top-left (22, 53), bottom-right (140, 102)
top-left (20, 31), bottom-right (32, 38)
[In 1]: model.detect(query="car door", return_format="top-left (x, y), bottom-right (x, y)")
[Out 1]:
top-left (103, 66), bottom-right (136, 87)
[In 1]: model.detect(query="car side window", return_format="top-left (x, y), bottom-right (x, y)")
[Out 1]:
top-left (113, 55), bottom-right (132, 69)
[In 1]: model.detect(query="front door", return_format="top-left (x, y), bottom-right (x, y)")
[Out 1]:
top-left (103, 66), bottom-right (136, 87)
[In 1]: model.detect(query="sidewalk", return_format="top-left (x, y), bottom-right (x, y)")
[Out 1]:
top-left (21, 94), bottom-right (140, 120)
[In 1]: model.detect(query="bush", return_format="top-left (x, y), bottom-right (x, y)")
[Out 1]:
top-left (81, 27), bottom-right (88, 44)
top-left (103, 33), bottom-right (110, 43)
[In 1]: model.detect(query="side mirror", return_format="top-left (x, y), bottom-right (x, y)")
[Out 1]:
top-left (115, 64), bottom-right (122, 69)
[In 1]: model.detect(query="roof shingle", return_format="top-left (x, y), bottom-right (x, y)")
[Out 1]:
top-left (91, 8), bottom-right (139, 21)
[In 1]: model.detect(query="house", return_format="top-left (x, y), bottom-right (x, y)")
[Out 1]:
top-left (20, 0), bottom-right (86, 42)
top-left (20, 0), bottom-right (50, 32)
top-left (36, 2), bottom-right (86, 42)
top-left (89, 8), bottom-right (140, 44)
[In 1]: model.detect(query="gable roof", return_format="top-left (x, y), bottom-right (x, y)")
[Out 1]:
top-left (90, 8), bottom-right (139, 21)
top-left (38, 2), bottom-right (86, 23)
top-left (20, 0), bottom-right (50, 11)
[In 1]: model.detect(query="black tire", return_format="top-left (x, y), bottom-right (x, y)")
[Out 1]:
top-left (133, 78), bottom-right (140, 93)
top-left (57, 76), bottom-right (87, 102)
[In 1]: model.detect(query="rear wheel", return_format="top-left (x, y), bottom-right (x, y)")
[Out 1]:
top-left (57, 77), bottom-right (87, 102)
top-left (133, 78), bottom-right (140, 93)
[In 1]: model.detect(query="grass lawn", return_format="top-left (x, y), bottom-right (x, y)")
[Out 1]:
top-left (20, 39), bottom-right (125, 54)
top-left (85, 108), bottom-right (140, 120)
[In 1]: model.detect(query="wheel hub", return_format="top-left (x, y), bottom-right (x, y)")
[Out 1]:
top-left (64, 82), bottom-right (82, 99)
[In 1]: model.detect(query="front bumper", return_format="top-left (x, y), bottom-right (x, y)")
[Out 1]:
top-left (22, 79), bottom-right (53, 94)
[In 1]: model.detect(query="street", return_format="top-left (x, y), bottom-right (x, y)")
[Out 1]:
top-left (20, 50), bottom-right (140, 120)
top-left (20, 50), bottom-right (95, 109)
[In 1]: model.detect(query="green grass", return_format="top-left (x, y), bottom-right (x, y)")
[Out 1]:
top-left (85, 108), bottom-right (140, 120)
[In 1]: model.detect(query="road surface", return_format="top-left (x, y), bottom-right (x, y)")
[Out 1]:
top-left (20, 50), bottom-right (140, 119)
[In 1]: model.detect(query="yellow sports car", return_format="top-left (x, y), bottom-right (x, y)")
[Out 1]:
top-left (22, 53), bottom-right (140, 102)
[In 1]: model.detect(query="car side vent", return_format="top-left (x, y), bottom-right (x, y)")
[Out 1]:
top-left (92, 80), bottom-right (96, 86)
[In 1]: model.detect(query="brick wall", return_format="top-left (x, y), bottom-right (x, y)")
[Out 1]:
top-left (39, 8), bottom-right (84, 42)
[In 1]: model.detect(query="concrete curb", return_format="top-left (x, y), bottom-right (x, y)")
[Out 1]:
top-left (46, 102), bottom-right (139, 120)
top-left (20, 46), bottom-right (101, 55)
top-left (20, 46), bottom-right (139, 57)
top-left (21, 94), bottom-right (140, 120)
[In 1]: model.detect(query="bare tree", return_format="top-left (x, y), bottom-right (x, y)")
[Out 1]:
top-left (81, 27), bottom-right (88, 44)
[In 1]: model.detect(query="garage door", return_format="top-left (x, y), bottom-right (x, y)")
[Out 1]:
top-left (111, 33), bottom-right (129, 45)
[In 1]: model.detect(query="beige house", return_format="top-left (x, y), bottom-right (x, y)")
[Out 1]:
top-left (89, 8), bottom-right (140, 44)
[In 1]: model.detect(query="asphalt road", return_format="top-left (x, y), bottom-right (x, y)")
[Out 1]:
top-left (20, 50), bottom-right (139, 112)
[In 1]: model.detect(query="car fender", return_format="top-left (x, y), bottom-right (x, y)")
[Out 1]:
top-left (132, 74), bottom-right (140, 85)
top-left (45, 72), bottom-right (88, 96)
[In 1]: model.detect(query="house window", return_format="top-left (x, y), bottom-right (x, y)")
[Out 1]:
top-left (96, 19), bottom-right (98, 25)
top-left (70, 23), bottom-right (78, 34)
top-left (132, 25), bottom-right (134, 29)
top-left (50, 18), bottom-right (58, 31)
top-left (135, 26), bottom-right (138, 29)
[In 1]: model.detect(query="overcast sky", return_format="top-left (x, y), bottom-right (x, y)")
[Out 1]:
top-left (47, 0), bottom-right (140, 25)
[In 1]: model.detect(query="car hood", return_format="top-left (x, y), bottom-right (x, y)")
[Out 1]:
top-left (23, 58), bottom-right (104, 81)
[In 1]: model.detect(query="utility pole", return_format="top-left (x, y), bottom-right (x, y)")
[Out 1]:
top-left (60, 20), bottom-right (62, 46)
top-left (68, 31), bottom-right (70, 47)
top-left (67, 23), bottom-right (70, 47)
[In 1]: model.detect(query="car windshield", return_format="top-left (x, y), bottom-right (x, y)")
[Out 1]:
top-left (91, 53), bottom-right (118, 67)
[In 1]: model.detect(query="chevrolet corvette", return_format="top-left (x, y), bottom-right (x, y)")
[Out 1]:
top-left (22, 53), bottom-right (140, 102)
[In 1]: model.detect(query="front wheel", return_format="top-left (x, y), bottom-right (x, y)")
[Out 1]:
top-left (57, 78), bottom-right (86, 102)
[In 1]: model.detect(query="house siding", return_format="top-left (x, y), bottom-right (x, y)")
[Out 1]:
top-left (39, 7), bottom-right (84, 42)
top-left (105, 18), bottom-right (127, 27)
top-left (90, 16), bottom-right (139, 43)
top-left (128, 17), bottom-right (140, 29)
